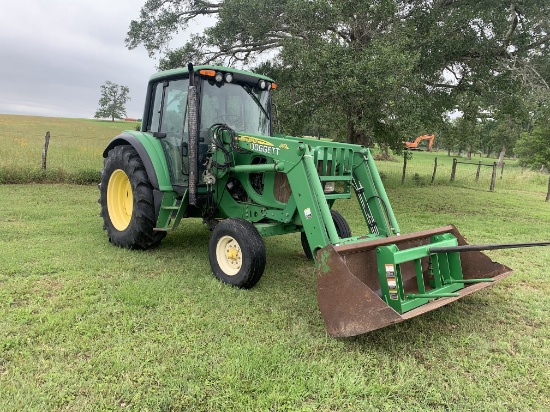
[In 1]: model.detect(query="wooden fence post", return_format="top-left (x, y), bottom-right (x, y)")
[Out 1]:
top-left (546, 175), bottom-right (550, 202)
top-left (431, 157), bottom-right (438, 184)
top-left (500, 162), bottom-right (505, 179)
top-left (490, 162), bottom-right (497, 192)
top-left (401, 151), bottom-right (408, 184)
top-left (42, 131), bottom-right (50, 172)
top-left (450, 158), bottom-right (457, 181)
top-left (475, 160), bottom-right (481, 181)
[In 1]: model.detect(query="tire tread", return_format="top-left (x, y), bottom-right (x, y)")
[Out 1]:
top-left (99, 145), bottom-right (166, 250)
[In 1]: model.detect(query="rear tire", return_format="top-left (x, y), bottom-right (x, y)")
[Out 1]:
top-left (208, 219), bottom-right (266, 289)
top-left (301, 209), bottom-right (352, 260)
top-left (99, 145), bottom-right (166, 249)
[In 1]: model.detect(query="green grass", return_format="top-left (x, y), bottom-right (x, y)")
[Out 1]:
top-left (1, 184), bottom-right (548, 411)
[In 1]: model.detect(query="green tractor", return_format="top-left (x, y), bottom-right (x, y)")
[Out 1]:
top-left (99, 64), bottom-right (529, 337)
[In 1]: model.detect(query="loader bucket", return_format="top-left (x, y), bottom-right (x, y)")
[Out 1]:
top-left (316, 225), bottom-right (512, 337)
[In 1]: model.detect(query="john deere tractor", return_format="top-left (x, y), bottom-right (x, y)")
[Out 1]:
top-left (99, 64), bottom-right (541, 337)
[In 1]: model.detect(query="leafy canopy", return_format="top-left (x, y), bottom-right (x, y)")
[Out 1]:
top-left (126, 0), bottom-right (550, 148)
top-left (515, 127), bottom-right (550, 170)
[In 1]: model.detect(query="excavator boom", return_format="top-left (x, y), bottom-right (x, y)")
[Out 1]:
top-left (404, 134), bottom-right (435, 151)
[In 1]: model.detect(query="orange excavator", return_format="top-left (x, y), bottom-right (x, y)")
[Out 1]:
top-left (404, 134), bottom-right (435, 151)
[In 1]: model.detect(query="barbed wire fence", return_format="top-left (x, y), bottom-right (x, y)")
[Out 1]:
top-left (450, 158), bottom-right (500, 192)
top-left (374, 150), bottom-right (550, 200)
top-left (1, 124), bottom-right (549, 200)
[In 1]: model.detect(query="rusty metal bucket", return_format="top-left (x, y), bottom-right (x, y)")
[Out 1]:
top-left (316, 225), bottom-right (512, 337)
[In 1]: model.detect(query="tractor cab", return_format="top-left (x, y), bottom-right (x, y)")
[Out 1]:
top-left (142, 66), bottom-right (275, 189)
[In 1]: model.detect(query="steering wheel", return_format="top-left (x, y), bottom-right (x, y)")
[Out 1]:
top-left (213, 115), bottom-right (245, 131)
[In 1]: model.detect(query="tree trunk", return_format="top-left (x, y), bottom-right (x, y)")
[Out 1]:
top-left (447, 148), bottom-right (451, 156)
top-left (497, 144), bottom-right (506, 167)
top-left (347, 119), bottom-right (371, 147)
top-left (382, 144), bottom-right (390, 159)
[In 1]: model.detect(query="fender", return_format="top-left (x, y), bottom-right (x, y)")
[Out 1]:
top-left (103, 132), bottom-right (173, 192)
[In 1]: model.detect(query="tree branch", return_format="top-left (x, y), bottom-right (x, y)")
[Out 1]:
top-left (502, 2), bottom-right (518, 49)
top-left (201, 41), bottom-right (282, 64)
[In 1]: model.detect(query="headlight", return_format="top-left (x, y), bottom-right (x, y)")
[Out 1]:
top-left (323, 181), bottom-right (336, 193)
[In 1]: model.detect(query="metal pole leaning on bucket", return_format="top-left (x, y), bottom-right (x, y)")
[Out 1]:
top-left (429, 241), bottom-right (550, 253)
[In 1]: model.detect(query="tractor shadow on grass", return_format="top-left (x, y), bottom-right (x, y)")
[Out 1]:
top-left (142, 226), bottom-right (325, 333)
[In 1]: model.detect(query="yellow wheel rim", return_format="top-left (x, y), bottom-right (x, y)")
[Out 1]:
top-left (107, 169), bottom-right (133, 231)
top-left (216, 235), bottom-right (242, 276)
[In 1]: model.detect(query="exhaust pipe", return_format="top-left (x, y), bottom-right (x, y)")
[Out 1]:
top-left (187, 63), bottom-right (199, 206)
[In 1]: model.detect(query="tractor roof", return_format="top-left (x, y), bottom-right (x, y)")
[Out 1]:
top-left (149, 65), bottom-right (275, 83)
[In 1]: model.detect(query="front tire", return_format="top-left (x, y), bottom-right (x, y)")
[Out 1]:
top-left (208, 219), bottom-right (266, 289)
top-left (99, 145), bottom-right (166, 249)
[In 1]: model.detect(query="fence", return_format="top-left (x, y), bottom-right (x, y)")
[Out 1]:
top-left (0, 115), bottom-right (549, 200)
top-left (0, 115), bottom-right (138, 184)
top-left (373, 150), bottom-right (550, 201)
top-left (450, 158), bottom-right (500, 192)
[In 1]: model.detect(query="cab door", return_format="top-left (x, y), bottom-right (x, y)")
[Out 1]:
top-left (147, 78), bottom-right (190, 187)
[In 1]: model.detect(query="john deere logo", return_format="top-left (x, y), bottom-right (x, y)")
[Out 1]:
top-left (238, 135), bottom-right (274, 147)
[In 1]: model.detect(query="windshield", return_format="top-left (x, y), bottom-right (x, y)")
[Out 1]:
top-left (200, 80), bottom-right (271, 136)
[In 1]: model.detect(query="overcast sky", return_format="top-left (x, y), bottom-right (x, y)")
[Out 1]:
top-left (0, 1), bottom-right (200, 119)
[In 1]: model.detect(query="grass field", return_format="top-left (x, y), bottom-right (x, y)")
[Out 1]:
top-left (0, 184), bottom-right (548, 411)
top-left (0, 114), bottom-right (549, 410)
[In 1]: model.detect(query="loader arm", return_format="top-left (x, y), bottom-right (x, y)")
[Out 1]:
top-left (210, 130), bottom-right (400, 258)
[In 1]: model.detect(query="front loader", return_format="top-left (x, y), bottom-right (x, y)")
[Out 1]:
top-left (99, 64), bottom-right (546, 337)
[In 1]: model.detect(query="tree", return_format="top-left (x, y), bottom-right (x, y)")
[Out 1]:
top-left (515, 127), bottom-right (550, 171)
top-left (514, 74), bottom-right (550, 171)
top-left (492, 114), bottom-right (524, 165)
top-left (126, 0), bottom-right (550, 147)
top-left (94, 81), bottom-right (130, 122)
top-left (438, 117), bottom-right (462, 156)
